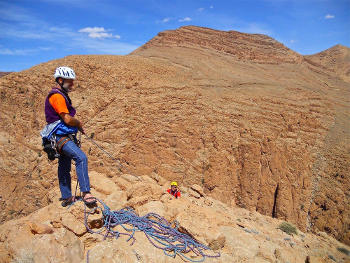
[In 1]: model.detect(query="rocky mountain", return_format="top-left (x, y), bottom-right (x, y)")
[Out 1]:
top-left (0, 25), bottom-right (349, 259)
top-left (305, 44), bottom-right (350, 82)
top-left (132, 26), bottom-right (303, 64)
top-left (132, 26), bottom-right (350, 245)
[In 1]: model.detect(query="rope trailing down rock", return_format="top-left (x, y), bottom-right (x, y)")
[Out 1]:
top-left (81, 198), bottom-right (220, 262)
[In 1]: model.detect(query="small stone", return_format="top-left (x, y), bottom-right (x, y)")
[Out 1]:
top-left (26, 221), bottom-right (54, 235)
top-left (208, 235), bottom-right (226, 250)
top-left (284, 237), bottom-right (291, 241)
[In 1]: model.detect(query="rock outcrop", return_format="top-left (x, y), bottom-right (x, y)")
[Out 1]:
top-left (0, 72), bottom-right (11, 78)
top-left (0, 26), bottom-right (349, 248)
top-left (1, 172), bottom-right (349, 263)
top-left (305, 44), bottom-right (350, 82)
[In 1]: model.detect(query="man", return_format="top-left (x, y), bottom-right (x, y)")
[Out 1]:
top-left (167, 181), bottom-right (181, 198)
top-left (42, 66), bottom-right (96, 207)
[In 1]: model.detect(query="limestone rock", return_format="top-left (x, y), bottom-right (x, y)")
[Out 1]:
top-left (104, 190), bottom-right (128, 210)
top-left (208, 234), bottom-right (226, 250)
top-left (190, 184), bottom-right (205, 197)
top-left (26, 221), bottom-right (54, 235)
top-left (136, 200), bottom-right (165, 216)
top-left (89, 171), bottom-right (120, 195)
top-left (189, 188), bottom-right (201, 199)
top-left (0, 175), bottom-right (349, 263)
top-left (61, 212), bottom-right (87, 236)
top-left (127, 181), bottom-right (165, 201)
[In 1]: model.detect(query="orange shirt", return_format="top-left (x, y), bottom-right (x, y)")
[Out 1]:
top-left (49, 93), bottom-right (69, 114)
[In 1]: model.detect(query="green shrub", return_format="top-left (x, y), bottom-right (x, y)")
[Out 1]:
top-left (278, 221), bottom-right (297, 235)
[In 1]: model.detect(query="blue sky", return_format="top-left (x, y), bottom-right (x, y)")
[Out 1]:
top-left (0, 0), bottom-right (349, 72)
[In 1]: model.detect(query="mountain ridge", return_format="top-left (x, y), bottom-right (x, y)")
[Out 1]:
top-left (304, 44), bottom-right (350, 82)
top-left (132, 25), bottom-right (304, 64)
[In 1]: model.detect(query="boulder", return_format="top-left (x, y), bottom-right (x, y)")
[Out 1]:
top-left (89, 171), bottom-right (120, 195)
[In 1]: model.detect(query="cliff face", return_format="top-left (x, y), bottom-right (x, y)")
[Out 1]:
top-left (0, 26), bottom-right (349, 246)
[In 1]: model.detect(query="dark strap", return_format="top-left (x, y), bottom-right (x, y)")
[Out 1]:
top-left (56, 136), bottom-right (71, 153)
top-left (56, 134), bottom-right (79, 153)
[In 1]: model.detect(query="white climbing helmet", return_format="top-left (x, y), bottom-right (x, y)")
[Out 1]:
top-left (53, 66), bottom-right (76, 80)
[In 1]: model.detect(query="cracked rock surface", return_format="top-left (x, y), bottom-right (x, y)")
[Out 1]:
top-left (0, 26), bottom-right (349, 248)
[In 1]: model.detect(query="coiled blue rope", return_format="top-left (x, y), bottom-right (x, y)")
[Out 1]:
top-left (82, 198), bottom-right (220, 262)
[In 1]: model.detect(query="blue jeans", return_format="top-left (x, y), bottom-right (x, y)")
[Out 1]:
top-left (56, 136), bottom-right (91, 199)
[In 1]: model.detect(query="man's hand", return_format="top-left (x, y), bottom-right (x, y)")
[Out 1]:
top-left (59, 113), bottom-right (85, 134)
top-left (78, 122), bottom-right (85, 135)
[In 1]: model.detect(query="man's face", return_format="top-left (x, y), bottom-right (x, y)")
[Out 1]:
top-left (58, 78), bottom-right (74, 92)
top-left (63, 79), bottom-right (74, 92)
top-left (171, 185), bottom-right (177, 191)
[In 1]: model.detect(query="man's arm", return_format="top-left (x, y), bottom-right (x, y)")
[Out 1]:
top-left (59, 113), bottom-right (85, 134)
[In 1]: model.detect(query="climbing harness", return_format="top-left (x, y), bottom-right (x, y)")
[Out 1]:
top-left (77, 198), bottom-right (221, 262)
top-left (42, 133), bottom-right (81, 161)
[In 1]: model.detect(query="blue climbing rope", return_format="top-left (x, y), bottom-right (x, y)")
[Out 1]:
top-left (80, 198), bottom-right (220, 262)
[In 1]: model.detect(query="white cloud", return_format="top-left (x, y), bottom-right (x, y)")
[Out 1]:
top-left (0, 1), bottom-right (139, 71)
top-left (290, 39), bottom-right (296, 43)
top-left (78, 27), bottom-right (105, 34)
top-left (0, 48), bottom-right (30, 55)
top-left (210, 5), bottom-right (214, 9)
top-left (0, 46), bottom-right (52, 55)
top-left (78, 27), bottom-right (121, 39)
top-left (325, 14), bottom-right (335, 19)
top-left (197, 7), bottom-right (204, 12)
top-left (162, 17), bottom-right (170, 23)
top-left (178, 17), bottom-right (192, 22)
top-left (0, 3), bottom-right (41, 24)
